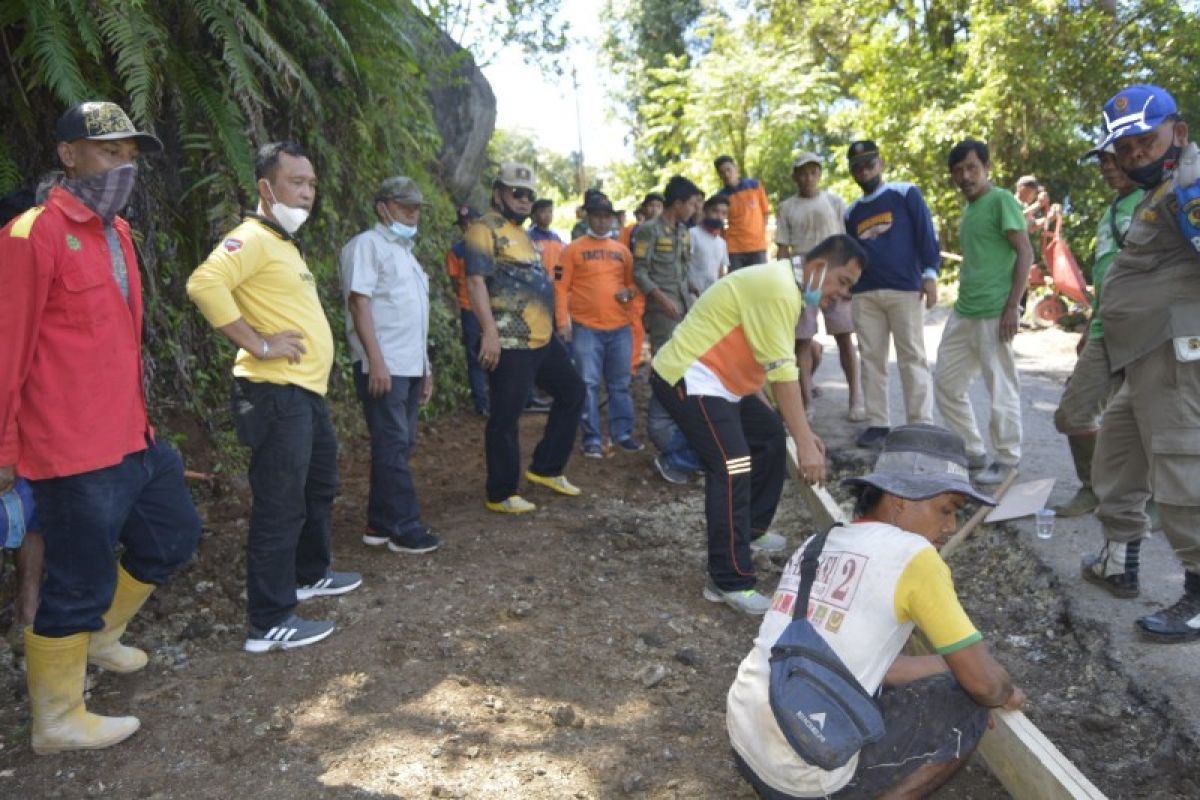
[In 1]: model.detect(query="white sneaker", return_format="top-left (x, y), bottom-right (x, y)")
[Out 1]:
top-left (750, 531), bottom-right (787, 553)
top-left (703, 580), bottom-right (771, 615)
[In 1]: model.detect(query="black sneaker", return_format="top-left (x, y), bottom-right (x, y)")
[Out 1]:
top-left (524, 396), bottom-right (553, 414)
top-left (1080, 541), bottom-right (1140, 598)
top-left (244, 614), bottom-right (334, 653)
top-left (855, 426), bottom-right (890, 449)
top-left (1137, 591), bottom-right (1200, 643)
top-left (388, 527), bottom-right (441, 555)
top-left (615, 437), bottom-right (645, 453)
top-left (296, 570), bottom-right (363, 600)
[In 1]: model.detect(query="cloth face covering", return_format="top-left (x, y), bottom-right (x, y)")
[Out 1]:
top-left (63, 163), bottom-right (137, 223)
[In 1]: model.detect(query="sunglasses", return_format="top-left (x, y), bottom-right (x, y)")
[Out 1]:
top-left (509, 187), bottom-right (536, 202)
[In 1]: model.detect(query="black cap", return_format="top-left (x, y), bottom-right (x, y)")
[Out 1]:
top-left (55, 101), bottom-right (162, 153)
top-left (584, 195), bottom-right (619, 215)
top-left (847, 140), bottom-right (879, 166)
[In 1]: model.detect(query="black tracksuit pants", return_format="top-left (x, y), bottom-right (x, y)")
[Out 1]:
top-left (651, 371), bottom-right (786, 590)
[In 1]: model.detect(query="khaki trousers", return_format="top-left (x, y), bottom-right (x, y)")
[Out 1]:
top-left (1053, 337), bottom-right (1123, 435)
top-left (1093, 342), bottom-right (1200, 572)
top-left (933, 311), bottom-right (1021, 464)
top-left (851, 290), bottom-right (933, 427)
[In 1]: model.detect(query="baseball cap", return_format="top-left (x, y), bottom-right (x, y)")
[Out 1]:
top-left (583, 195), bottom-right (620, 215)
top-left (55, 101), bottom-right (162, 153)
top-left (847, 140), bottom-right (879, 166)
top-left (1096, 84), bottom-right (1179, 150)
top-left (1081, 142), bottom-right (1117, 161)
top-left (375, 176), bottom-right (424, 205)
top-left (842, 424), bottom-right (996, 507)
top-left (792, 151), bottom-right (822, 169)
top-left (496, 162), bottom-right (536, 192)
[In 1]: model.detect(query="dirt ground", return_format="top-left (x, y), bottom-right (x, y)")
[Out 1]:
top-left (1, 377), bottom-right (1197, 798)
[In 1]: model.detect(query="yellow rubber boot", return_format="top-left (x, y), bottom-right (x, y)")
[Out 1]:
top-left (87, 566), bottom-right (153, 673)
top-left (25, 630), bottom-right (140, 755)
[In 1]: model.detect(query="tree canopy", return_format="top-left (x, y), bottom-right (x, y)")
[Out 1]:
top-left (600, 0), bottom-right (1200, 257)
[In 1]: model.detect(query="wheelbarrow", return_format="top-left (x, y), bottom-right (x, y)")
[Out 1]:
top-left (1029, 214), bottom-right (1091, 325)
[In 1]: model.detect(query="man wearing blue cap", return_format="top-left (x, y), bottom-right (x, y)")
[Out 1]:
top-left (1084, 84), bottom-right (1200, 643)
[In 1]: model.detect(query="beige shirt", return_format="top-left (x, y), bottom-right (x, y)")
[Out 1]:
top-left (775, 190), bottom-right (846, 254)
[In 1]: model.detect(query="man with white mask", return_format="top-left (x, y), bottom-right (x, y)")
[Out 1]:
top-left (339, 176), bottom-right (440, 555)
top-left (188, 141), bottom-right (362, 654)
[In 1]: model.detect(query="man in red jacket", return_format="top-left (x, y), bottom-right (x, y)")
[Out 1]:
top-left (0, 102), bottom-right (201, 754)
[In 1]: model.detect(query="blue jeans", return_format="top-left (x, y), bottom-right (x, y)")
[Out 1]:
top-left (30, 440), bottom-right (201, 637)
top-left (354, 365), bottom-right (425, 538)
top-left (571, 324), bottom-right (634, 447)
top-left (232, 379), bottom-right (338, 629)
top-left (461, 309), bottom-right (490, 414)
top-left (647, 394), bottom-right (703, 472)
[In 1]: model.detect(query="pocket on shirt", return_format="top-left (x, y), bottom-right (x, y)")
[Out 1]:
top-left (60, 262), bottom-right (114, 331)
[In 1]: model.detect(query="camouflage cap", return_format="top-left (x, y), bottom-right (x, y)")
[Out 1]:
top-left (496, 162), bottom-right (536, 192)
top-left (55, 101), bottom-right (162, 153)
top-left (375, 176), bottom-right (424, 205)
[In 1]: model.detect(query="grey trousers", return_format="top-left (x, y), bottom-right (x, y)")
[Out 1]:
top-left (1054, 337), bottom-right (1122, 435)
top-left (1093, 342), bottom-right (1200, 572)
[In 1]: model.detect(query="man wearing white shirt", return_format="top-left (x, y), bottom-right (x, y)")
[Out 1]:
top-left (339, 176), bottom-right (439, 555)
top-left (688, 195), bottom-right (730, 299)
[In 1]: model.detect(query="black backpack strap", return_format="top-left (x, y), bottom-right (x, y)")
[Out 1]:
top-left (792, 524), bottom-right (839, 621)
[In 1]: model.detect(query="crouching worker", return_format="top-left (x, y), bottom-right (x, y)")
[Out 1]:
top-left (0, 102), bottom-right (202, 753)
top-left (650, 235), bottom-right (865, 614)
top-left (727, 424), bottom-right (1025, 798)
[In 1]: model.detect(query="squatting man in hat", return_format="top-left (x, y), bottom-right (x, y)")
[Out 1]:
top-left (728, 425), bottom-right (1026, 799)
top-left (1, 101), bottom-right (202, 754)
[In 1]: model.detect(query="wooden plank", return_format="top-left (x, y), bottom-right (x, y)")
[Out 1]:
top-left (940, 469), bottom-right (1019, 559)
top-left (907, 635), bottom-right (1106, 800)
top-left (784, 438), bottom-right (1107, 800)
top-left (784, 437), bottom-right (848, 528)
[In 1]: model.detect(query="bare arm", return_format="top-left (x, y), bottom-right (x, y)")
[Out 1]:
top-left (771, 379), bottom-right (826, 484)
top-left (943, 641), bottom-right (1025, 710)
top-left (347, 292), bottom-right (392, 398)
top-left (1000, 229), bottom-right (1034, 341)
top-left (466, 275), bottom-right (501, 371)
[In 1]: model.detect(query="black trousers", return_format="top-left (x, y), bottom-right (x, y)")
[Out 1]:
top-left (651, 371), bottom-right (785, 590)
top-left (232, 379), bottom-right (338, 629)
top-left (485, 338), bottom-right (584, 503)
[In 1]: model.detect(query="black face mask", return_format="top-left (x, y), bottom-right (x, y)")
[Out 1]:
top-left (701, 217), bottom-right (724, 232)
top-left (858, 175), bottom-right (883, 195)
top-left (496, 195), bottom-right (529, 226)
top-left (1124, 143), bottom-right (1182, 189)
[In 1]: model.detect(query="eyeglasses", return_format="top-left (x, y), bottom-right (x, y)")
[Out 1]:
top-left (510, 187), bottom-right (536, 202)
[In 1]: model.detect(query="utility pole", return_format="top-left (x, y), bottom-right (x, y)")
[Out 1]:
top-left (572, 65), bottom-right (586, 194)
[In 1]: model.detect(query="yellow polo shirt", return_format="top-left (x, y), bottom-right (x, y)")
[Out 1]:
top-left (187, 217), bottom-right (334, 395)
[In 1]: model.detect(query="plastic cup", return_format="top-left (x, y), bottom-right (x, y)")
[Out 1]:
top-left (1035, 508), bottom-right (1056, 540)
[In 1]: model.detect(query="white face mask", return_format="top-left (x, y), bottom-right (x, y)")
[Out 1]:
top-left (264, 182), bottom-right (309, 234)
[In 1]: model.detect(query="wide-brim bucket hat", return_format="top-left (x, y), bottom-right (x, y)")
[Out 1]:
top-left (842, 424), bottom-right (996, 506)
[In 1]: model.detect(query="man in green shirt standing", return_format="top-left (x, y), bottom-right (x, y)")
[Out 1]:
top-left (1051, 145), bottom-right (1144, 517)
top-left (935, 139), bottom-right (1034, 485)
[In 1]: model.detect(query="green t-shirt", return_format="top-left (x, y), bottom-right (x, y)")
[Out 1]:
top-left (1089, 188), bottom-right (1145, 340)
top-left (954, 187), bottom-right (1027, 319)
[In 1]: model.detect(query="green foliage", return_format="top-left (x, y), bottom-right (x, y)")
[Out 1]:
top-left (1, 0), bottom-right (485, 455)
top-left (604, 0), bottom-right (1200, 267)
